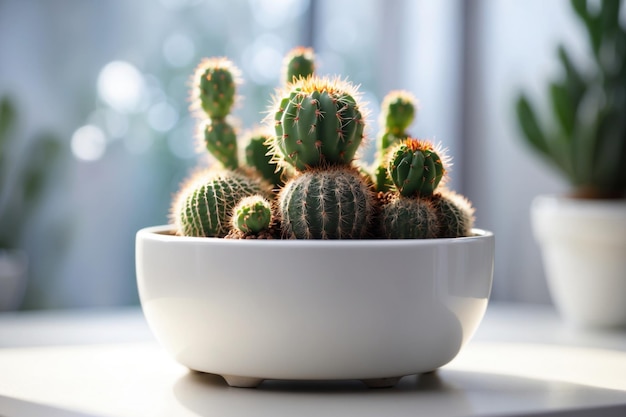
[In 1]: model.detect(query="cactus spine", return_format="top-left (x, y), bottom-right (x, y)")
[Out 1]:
top-left (192, 57), bottom-right (241, 169)
top-left (282, 46), bottom-right (315, 84)
top-left (271, 76), bottom-right (366, 171)
top-left (279, 168), bottom-right (375, 239)
top-left (232, 195), bottom-right (273, 234)
top-left (172, 171), bottom-right (265, 237)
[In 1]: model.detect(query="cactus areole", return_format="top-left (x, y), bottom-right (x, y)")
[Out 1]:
top-left (273, 77), bottom-right (365, 171)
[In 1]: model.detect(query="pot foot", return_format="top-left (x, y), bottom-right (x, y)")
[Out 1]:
top-left (221, 374), bottom-right (264, 388)
top-left (361, 376), bottom-right (402, 388)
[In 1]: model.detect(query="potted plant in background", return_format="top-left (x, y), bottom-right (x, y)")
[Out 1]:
top-left (0, 96), bottom-right (61, 311)
top-left (516, 0), bottom-right (626, 328)
top-left (136, 47), bottom-right (495, 388)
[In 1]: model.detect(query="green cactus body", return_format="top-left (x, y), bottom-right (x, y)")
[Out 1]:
top-left (193, 57), bottom-right (238, 119)
top-left (244, 132), bottom-right (285, 187)
top-left (389, 138), bottom-right (446, 197)
top-left (232, 195), bottom-right (272, 234)
top-left (278, 168), bottom-right (374, 239)
top-left (381, 196), bottom-right (439, 239)
top-left (431, 190), bottom-right (475, 238)
top-left (201, 118), bottom-right (238, 170)
top-left (272, 77), bottom-right (365, 171)
top-left (283, 46), bottom-right (315, 84)
top-left (380, 91), bottom-right (417, 137)
top-left (374, 163), bottom-right (393, 193)
top-left (380, 131), bottom-right (407, 153)
top-left (172, 171), bottom-right (265, 237)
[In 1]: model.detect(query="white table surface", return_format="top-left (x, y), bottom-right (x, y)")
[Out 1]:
top-left (0, 302), bottom-right (625, 417)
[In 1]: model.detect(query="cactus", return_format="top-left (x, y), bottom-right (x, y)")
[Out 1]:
top-left (172, 170), bottom-right (266, 238)
top-left (199, 118), bottom-right (238, 170)
top-left (380, 90), bottom-right (417, 139)
top-left (282, 46), bottom-right (315, 85)
top-left (388, 138), bottom-right (447, 197)
top-left (271, 76), bottom-right (366, 171)
top-left (374, 91), bottom-right (418, 192)
top-left (244, 130), bottom-right (286, 188)
top-left (191, 57), bottom-right (241, 169)
top-left (380, 195), bottom-right (439, 239)
top-left (279, 167), bottom-right (375, 239)
top-left (431, 189), bottom-right (475, 238)
top-left (192, 57), bottom-right (239, 119)
top-left (167, 49), bottom-right (478, 241)
top-left (232, 195), bottom-right (272, 234)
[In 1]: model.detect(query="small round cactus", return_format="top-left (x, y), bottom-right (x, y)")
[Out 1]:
top-left (379, 90), bottom-right (418, 137)
top-left (244, 130), bottom-right (286, 188)
top-left (271, 76), bottom-right (366, 171)
top-left (388, 138), bottom-right (447, 197)
top-left (380, 195), bottom-right (439, 239)
top-left (431, 189), bottom-right (475, 238)
top-left (192, 57), bottom-right (240, 119)
top-left (279, 167), bottom-right (375, 239)
top-left (200, 118), bottom-right (238, 170)
top-left (282, 46), bottom-right (315, 85)
top-left (232, 195), bottom-right (272, 234)
top-left (171, 170), bottom-right (266, 238)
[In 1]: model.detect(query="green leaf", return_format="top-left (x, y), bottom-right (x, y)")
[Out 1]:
top-left (599, 0), bottom-right (621, 37)
top-left (0, 97), bottom-right (16, 164)
top-left (570, 0), bottom-right (589, 22)
top-left (550, 82), bottom-right (576, 137)
top-left (516, 96), bottom-right (550, 156)
top-left (590, 109), bottom-right (626, 194)
top-left (558, 46), bottom-right (586, 101)
top-left (20, 132), bottom-right (61, 206)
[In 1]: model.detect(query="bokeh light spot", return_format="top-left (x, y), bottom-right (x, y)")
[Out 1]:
top-left (71, 125), bottom-right (107, 161)
top-left (97, 61), bottom-right (145, 113)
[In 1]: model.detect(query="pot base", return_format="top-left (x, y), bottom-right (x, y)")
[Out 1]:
top-left (205, 371), bottom-right (414, 388)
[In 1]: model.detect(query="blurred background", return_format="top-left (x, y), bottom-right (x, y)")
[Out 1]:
top-left (0, 0), bottom-right (602, 310)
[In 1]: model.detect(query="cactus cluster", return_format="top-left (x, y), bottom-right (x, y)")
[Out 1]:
top-left (170, 47), bottom-right (476, 240)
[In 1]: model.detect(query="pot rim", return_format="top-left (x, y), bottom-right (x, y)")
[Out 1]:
top-left (137, 225), bottom-right (493, 247)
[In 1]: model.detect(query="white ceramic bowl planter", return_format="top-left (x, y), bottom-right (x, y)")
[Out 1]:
top-left (137, 48), bottom-right (495, 388)
top-left (136, 226), bottom-right (494, 388)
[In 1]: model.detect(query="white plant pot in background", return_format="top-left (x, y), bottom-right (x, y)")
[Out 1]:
top-left (531, 195), bottom-right (626, 328)
top-left (0, 249), bottom-right (28, 311)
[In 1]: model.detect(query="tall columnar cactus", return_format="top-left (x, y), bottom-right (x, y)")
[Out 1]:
top-left (388, 138), bottom-right (447, 197)
top-left (279, 168), bottom-right (375, 239)
top-left (172, 170), bottom-right (266, 237)
top-left (244, 130), bottom-right (286, 188)
top-left (231, 195), bottom-right (273, 234)
top-left (271, 76), bottom-right (366, 171)
top-left (380, 196), bottom-right (439, 239)
top-left (374, 90), bottom-right (418, 192)
top-left (282, 46), bottom-right (315, 85)
top-left (192, 57), bottom-right (241, 170)
top-left (379, 90), bottom-right (417, 146)
top-left (199, 118), bottom-right (238, 170)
